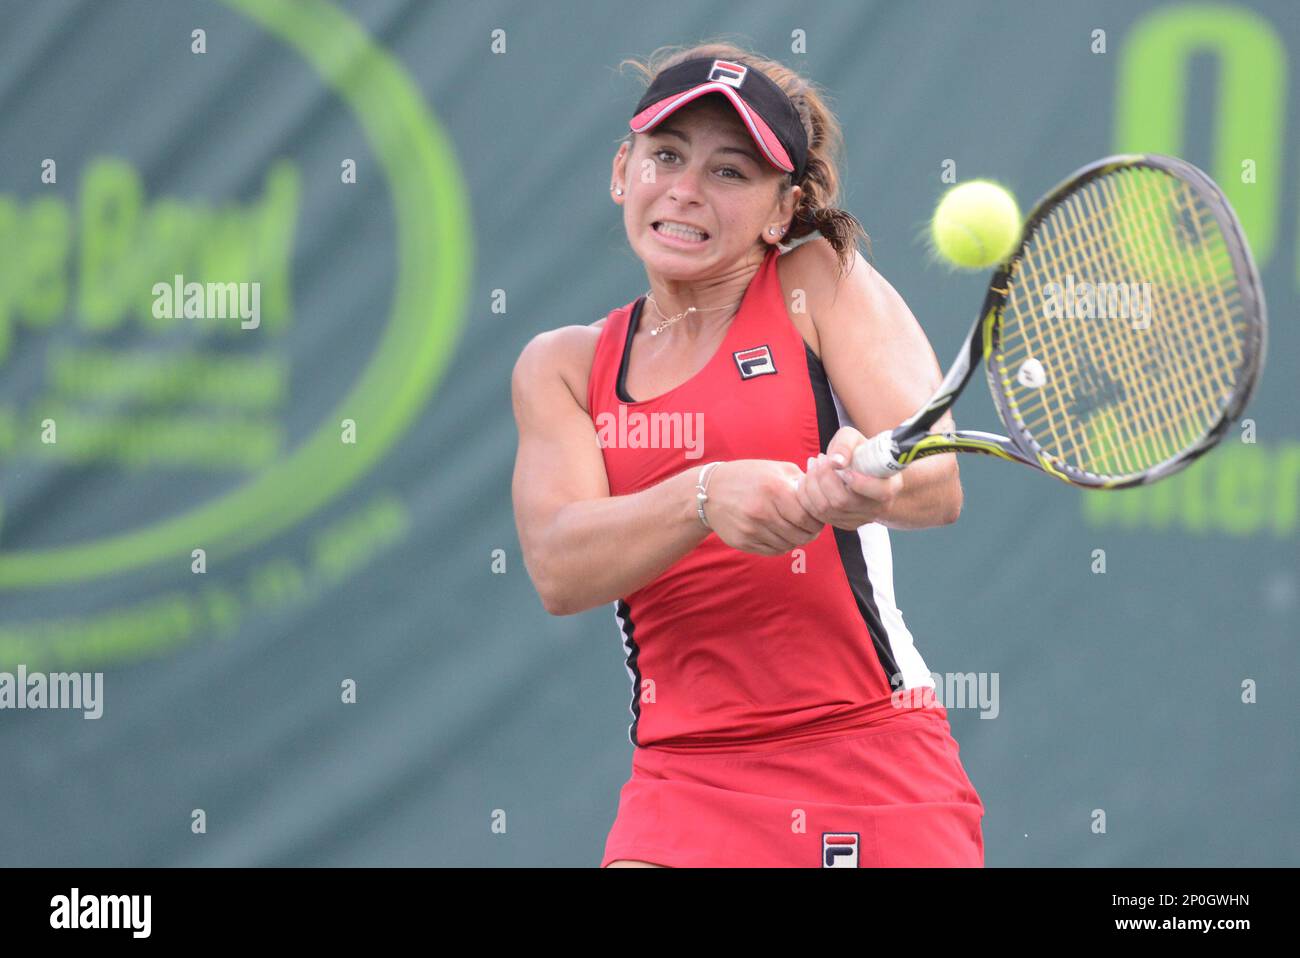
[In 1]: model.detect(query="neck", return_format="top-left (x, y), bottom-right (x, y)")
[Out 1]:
top-left (643, 247), bottom-right (768, 341)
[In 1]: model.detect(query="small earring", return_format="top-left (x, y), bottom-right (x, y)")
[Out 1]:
top-left (613, 186), bottom-right (624, 196)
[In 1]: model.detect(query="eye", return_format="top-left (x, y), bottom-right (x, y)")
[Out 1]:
top-left (655, 147), bottom-right (748, 178)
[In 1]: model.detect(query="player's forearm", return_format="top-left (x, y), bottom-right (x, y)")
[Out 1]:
top-left (875, 456), bottom-right (963, 530)
top-left (532, 467), bottom-right (709, 615)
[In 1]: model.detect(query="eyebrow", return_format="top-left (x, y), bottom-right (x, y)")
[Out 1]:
top-left (651, 125), bottom-right (762, 165)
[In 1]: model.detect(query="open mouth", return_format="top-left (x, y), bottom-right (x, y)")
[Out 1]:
top-left (653, 221), bottom-right (710, 242)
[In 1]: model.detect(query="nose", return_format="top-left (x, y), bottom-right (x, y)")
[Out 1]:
top-left (667, 160), bottom-right (706, 204)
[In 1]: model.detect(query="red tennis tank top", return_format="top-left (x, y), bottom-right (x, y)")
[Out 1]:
top-left (587, 244), bottom-right (942, 751)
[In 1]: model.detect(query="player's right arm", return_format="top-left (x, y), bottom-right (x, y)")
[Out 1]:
top-left (510, 328), bottom-right (822, 616)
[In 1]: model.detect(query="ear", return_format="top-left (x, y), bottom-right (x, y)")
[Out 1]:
top-left (611, 142), bottom-right (630, 201)
top-left (781, 183), bottom-right (803, 223)
top-left (764, 183), bottom-right (801, 244)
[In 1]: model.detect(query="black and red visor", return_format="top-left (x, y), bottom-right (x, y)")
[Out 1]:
top-left (629, 57), bottom-right (808, 183)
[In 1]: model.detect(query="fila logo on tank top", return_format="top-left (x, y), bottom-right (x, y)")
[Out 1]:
top-left (586, 244), bottom-right (940, 749)
top-left (733, 344), bottom-right (776, 380)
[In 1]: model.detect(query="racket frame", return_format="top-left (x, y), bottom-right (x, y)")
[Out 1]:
top-left (854, 153), bottom-right (1267, 490)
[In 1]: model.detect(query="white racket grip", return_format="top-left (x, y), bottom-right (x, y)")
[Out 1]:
top-left (852, 430), bottom-right (904, 478)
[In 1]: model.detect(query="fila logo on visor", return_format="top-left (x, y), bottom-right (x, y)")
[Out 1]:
top-left (734, 345), bottom-right (776, 380)
top-left (823, 833), bottom-right (859, 868)
top-left (708, 59), bottom-right (748, 88)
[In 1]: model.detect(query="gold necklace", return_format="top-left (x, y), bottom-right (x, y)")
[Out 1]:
top-left (644, 292), bottom-right (743, 336)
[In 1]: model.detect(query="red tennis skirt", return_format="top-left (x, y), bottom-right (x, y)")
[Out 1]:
top-left (601, 706), bottom-right (985, 868)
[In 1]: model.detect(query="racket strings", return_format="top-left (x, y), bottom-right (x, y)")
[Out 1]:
top-left (1111, 173), bottom-right (1245, 451)
top-left (1011, 213), bottom-right (1222, 478)
top-left (1005, 232), bottom-right (1097, 466)
top-left (1109, 172), bottom-right (1243, 411)
top-left (993, 166), bottom-right (1250, 478)
top-left (1061, 178), bottom-right (1212, 472)
top-left (1012, 175), bottom-right (1221, 456)
top-left (1094, 172), bottom-right (1245, 464)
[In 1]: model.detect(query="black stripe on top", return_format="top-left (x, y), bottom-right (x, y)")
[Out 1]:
top-left (803, 342), bottom-right (904, 690)
top-left (615, 297), bottom-right (647, 404)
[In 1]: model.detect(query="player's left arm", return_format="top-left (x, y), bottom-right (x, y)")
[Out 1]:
top-left (797, 238), bottom-right (962, 531)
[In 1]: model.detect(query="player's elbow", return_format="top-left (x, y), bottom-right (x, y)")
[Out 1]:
top-left (532, 556), bottom-right (586, 616)
top-left (539, 585), bottom-right (577, 617)
top-left (517, 532), bottom-right (561, 616)
top-left (538, 571), bottom-right (603, 616)
top-left (528, 557), bottom-right (575, 616)
top-left (540, 595), bottom-right (568, 617)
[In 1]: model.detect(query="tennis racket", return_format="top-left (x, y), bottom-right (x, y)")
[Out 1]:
top-left (852, 153), bottom-right (1267, 489)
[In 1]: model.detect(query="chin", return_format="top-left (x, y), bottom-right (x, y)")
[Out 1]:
top-left (637, 235), bottom-right (733, 269)
top-left (638, 245), bottom-right (711, 274)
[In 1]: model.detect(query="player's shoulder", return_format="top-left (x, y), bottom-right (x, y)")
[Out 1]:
top-left (515, 316), bottom-right (604, 365)
top-left (780, 234), bottom-right (873, 294)
top-left (512, 315), bottom-right (613, 414)
top-left (784, 236), bottom-right (899, 344)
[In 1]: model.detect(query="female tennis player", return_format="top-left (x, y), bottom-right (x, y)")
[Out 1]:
top-left (511, 43), bottom-right (985, 868)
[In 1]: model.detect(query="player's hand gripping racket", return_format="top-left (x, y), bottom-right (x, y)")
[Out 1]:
top-left (853, 154), bottom-right (1267, 489)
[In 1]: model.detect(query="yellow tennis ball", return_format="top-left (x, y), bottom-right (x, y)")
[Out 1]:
top-left (930, 180), bottom-right (1022, 269)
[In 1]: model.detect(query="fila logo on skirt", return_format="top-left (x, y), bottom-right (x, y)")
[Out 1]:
top-left (822, 833), bottom-right (859, 867)
top-left (734, 345), bottom-right (777, 380)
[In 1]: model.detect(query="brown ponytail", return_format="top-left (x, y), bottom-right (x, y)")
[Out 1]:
top-left (619, 41), bottom-right (870, 276)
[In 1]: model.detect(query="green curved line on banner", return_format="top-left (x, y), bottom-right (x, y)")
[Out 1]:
top-left (1113, 3), bottom-right (1285, 266)
top-left (0, 0), bottom-right (471, 587)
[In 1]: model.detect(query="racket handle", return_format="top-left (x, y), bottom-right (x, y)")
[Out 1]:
top-left (853, 430), bottom-right (904, 478)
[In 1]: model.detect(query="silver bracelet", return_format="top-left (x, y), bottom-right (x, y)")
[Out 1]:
top-left (695, 461), bottom-right (723, 529)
